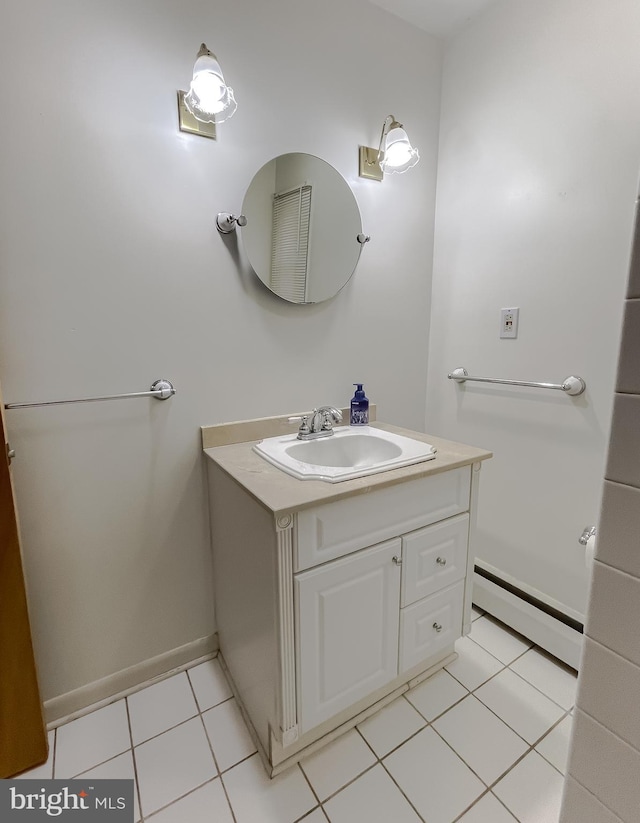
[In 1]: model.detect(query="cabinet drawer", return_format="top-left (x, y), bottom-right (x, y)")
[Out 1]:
top-left (401, 514), bottom-right (469, 607)
top-left (399, 581), bottom-right (464, 673)
top-left (296, 467), bottom-right (471, 572)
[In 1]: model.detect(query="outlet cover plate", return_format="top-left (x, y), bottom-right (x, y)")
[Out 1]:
top-left (500, 307), bottom-right (519, 339)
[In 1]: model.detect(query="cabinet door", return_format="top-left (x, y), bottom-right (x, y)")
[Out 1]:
top-left (296, 539), bottom-right (401, 733)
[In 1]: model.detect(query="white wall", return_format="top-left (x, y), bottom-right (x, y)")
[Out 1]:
top-left (427, 0), bottom-right (640, 620)
top-left (0, 0), bottom-right (442, 709)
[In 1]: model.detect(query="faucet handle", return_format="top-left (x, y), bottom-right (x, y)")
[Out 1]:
top-left (288, 414), bottom-right (311, 435)
top-left (319, 407), bottom-right (343, 430)
top-left (320, 412), bottom-right (336, 431)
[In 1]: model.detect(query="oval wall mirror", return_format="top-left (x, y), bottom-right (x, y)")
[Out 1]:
top-left (241, 153), bottom-right (364, 304)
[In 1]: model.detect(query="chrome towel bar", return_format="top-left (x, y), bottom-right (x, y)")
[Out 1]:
top-left (448, 368), bottom-right (586, 396)
top-left (5, 379), bottom-right (176, 409)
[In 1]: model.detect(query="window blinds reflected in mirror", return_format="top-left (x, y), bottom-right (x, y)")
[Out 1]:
top-left (270, 184), bottom-right (312, 303)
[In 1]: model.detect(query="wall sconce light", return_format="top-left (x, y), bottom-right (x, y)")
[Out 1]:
top-left (359, 115), bottom-right (420, 181)
top-left (177, 43), bottom-right (237, 140)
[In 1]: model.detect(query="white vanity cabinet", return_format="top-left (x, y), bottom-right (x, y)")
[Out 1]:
top-left (203, 421), bottom-right (490, 776)
top-left (293, 469), bottom-right (471, 736)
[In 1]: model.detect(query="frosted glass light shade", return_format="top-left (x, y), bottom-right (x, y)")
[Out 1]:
top-left (183, 44), bottom-right (237, 124)
top-left (380, 125), bottom-right (419, 174)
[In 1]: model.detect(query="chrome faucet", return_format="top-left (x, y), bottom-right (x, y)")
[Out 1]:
top-left (289, 406), bottom-right (343, 440)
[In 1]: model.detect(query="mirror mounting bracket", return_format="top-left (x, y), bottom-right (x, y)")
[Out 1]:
top-left (216, 212), bottom-right (248, 234)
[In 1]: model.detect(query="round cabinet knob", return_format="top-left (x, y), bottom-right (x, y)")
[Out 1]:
top-left (392, 555), bottom-right (402, 566)
top-left (436, 556), bottom-right (447, 566)
top-left (433, 622), bottom-right (443, 633)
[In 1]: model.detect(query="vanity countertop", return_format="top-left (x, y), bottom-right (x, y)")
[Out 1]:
top-left (202, 415), bottom-right (492, 517)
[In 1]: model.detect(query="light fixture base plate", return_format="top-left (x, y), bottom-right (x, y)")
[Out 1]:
top-left (177, 91), bottom-right (217, 140)
top-left (359, 146), bottom-right (383, 181)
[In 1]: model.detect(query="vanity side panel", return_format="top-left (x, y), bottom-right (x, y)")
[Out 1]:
top-left (462, 462), bottom-right (482, 635)
top-left (206, 462), bottom-right (279, 753)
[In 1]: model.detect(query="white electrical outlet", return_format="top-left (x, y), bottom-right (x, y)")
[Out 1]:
top-left (500, 307), bottom-right (519, 339)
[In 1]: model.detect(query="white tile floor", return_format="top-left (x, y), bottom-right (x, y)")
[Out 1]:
top-left (22, 607), bottom-right (578, 823)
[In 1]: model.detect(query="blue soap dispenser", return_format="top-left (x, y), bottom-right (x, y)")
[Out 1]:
top-left (350, 384), bottom-right (369, 426)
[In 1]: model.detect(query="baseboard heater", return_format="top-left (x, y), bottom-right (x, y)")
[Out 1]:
top-left (474, 565), bottom-right (583, 634)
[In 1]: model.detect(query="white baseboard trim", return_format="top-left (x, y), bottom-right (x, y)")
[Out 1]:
top-left (44, 633), bottom-right (218, 728)
top-left (473, 573), bottom-right (583, 670)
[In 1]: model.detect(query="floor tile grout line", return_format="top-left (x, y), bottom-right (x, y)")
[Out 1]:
top-left (53, 661), bottom-right (231, 755)
top-left (468, 664), bottom-right (575, 751)
top-left (303, 755), bottom-right (379, 807)
top-left (185, 661), bottom-right (234, 716)
top-left (529, 707), bottom-right (573, 752)
top-left (355, 721), bottom-right (455, 823)
top-left (297, 635), bottom-right (569, 821)
top-left (450, 787), bottom-right (494, 822)
top-left (493, 790), bottom-right (522, 822)
top-left (482, 740), bottom-right (554, 797)
top-left (405, 686), bottom-right (470, 727)
top-left (512, 643), bottom-right (578, 677)
top-left (421, 685), bottom-right (571, 782)
top-left (298, 756), bottom-right (327, 807)
top-left (355, 709), bottom-right (429, 763)
top-left (427, 721), bottom-right (492, 790)
top-left (293, 806), bottom-right (327, 823)
top-left (451, 788), bottom-right (522, 823)
top-left (464, 688), bottom-right (555, 751)
top-left (467, 614), bottom-right (535, 664)
top-left (444, 636), bottom-right (574, 739)
top-left (133, 713), bottom-right (198, 747)
top-left (444, 648), bottom-right (509, 692)
top-left (218, 750), bottom-right (261, 778)
top-left (318, 665), bottom-right (568, 821)
top-left (142, 777), bottom-right (221, 821)
top-left (420, 684), bottom-right (571, 792)
top-left (126, 695), bottom-right (234, 751)
top-left (185, 665), bottom-right (205, 715)
top-left (46, 630), bottom-right (570, 823)
top-left (51, 727), bottom-right (57, 780)
top-left (200, 694), bottom-right (235, 714)
top-left (506, 663), bottom-right (577, 711)
top-left (377, 750), bottom-right (431, 822)
top-left (468, 633), bottom-right (533, 669)
top-left (128, 667), bottom-right (237, 823)
top-left (187, 679), bottom-right (222, 778)
top-left (193, 705), bottom-right (239, 823)
top-left (124, 696), bottom-right (145, 823)
top-left (426, 699), bottom-right (566, 811)
top-left (67, 747), bottom-right (133, 780)
top-left (306, 726), bottom-right (427, 817)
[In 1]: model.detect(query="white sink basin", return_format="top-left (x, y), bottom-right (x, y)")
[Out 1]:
top-left (253, 426), bottom-right (437, 482)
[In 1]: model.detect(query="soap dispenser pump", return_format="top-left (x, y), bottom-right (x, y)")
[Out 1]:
top-left (350, 384), bottom-right (369, 426)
